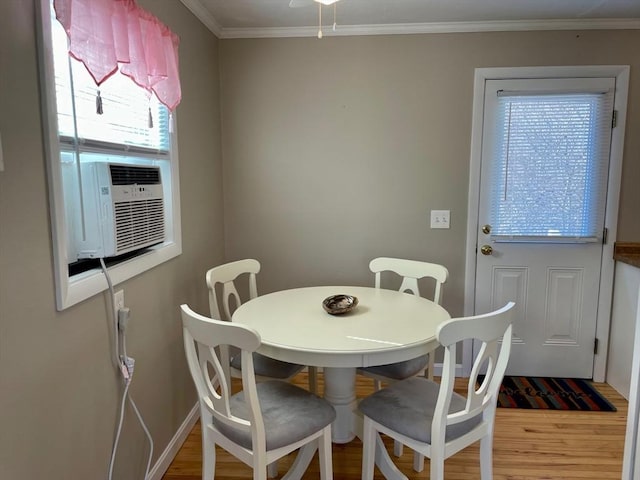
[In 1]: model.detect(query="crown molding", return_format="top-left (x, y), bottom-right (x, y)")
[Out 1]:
top-left (178, 1), bottom-right (640, 40)
top-left (218, 18), bottom-right (640, 39)
top-left (179, 0), bottom-right (223, 37)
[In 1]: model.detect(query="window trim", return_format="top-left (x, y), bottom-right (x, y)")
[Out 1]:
top-left (37, 0), bottom-right (182, 310)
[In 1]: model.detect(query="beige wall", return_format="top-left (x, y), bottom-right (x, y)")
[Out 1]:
top-left (220, 30), bottom-right (640, 316)
top-left (0, 1), bottom-right (223, 479)
top-left (1, 3), bottom-right (639, 477)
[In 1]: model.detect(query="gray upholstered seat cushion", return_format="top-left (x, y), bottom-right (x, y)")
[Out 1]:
top-left (230, 352), bottom-right (304, 379)
top-left (214, 381), bottom-right (336, 451)
top-left (358, 377), bottom-right (482, 444)
top-left (358, 354), bottom-right (429, 380)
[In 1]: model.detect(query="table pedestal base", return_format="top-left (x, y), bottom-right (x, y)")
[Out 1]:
top-left (322, 367), bottom-right (409, 479)
top-left (323, 367), bottom-right (357, 443)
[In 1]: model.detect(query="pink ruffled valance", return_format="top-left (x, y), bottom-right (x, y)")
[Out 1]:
top-left (54, 0), bottom-right (181, 111)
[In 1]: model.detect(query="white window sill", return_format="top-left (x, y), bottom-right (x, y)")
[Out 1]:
top-left (57, 241), bottom-right (181, 310)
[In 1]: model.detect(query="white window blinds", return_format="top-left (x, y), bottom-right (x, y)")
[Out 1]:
top-left (490, 89), bottom-right (614, 242)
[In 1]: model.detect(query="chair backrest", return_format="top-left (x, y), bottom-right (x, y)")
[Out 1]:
top-left (432, 302), bottom-right (514, 445)
top-left (369, 257), bottom-right (449, 304)
top-left (206, 259), bottom-right (261, 321)
top-left (180, 304), bottom-right (267, 450)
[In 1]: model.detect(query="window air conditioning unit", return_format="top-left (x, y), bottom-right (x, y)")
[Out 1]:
top-left (76, 162), bottom-right (165, 260)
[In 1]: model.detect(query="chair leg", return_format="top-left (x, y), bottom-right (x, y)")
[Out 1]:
top-left (430, 457), bottom-right (445, 480)
top-left (318, 427), bottom-right (333, 480)
top-left (415, 353), bottom-right (432, 471)
top-left (281, 440), bottom-right (318, 480)
top-left (254, 452), bottom-right (268, 480)
top-left (427, 352), bottom-right (435, 381)
top-left (393, 440), bottom-right (404, 457)
top-left (308, 367), bottom-right (318, 395)
top-left (267, 461), bottom-right (278, 478)
top-left (361, 418), bottom-right (377, 480)
top-left (254, 466), bottom-right (268, 480)
top-left (480, 434), bottom-right (494, 480)
top-left (413, 451), bottom-right (425, 472)
top-left (373, 432), bottom-right (408, 480)
top-left (202, 428), bottom-right (215, 480)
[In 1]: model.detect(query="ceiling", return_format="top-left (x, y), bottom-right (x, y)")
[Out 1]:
top-left (180, 0), bottom-right (640, 38)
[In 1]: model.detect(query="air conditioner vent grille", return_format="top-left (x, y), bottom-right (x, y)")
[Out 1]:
top-left (114, 199), bottom-right (164, 254)
top-left (110, 164), bottom-right (161, 185)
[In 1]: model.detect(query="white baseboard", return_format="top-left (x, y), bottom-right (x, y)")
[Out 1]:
top-left (148, 403), bottom-right (200, 480)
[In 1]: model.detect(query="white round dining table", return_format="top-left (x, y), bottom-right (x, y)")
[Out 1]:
top-left (232, 285), bottom-right (451, 444)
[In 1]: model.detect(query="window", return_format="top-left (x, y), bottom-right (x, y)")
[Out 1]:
top-left (488, 85), bottom-right (614, 242)
top-left (38, 0), bottom-right (182, 310)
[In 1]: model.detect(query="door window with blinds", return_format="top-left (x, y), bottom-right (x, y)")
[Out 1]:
top-left (38, 0), bottom-right (181, 309)
top-left (486, 78), bottom-right (615, 243)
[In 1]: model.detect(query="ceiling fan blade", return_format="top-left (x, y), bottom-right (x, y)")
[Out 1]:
top-left (289, 0), bottom-right (314, 7)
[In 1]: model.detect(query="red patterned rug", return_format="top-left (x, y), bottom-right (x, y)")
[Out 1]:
top-left (493, 376), bottom-right (616, 411)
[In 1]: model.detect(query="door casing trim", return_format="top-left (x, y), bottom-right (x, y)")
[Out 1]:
top-left (463, 65), bottom-right (630, 381)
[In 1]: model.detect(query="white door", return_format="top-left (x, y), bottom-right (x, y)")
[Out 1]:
top-left (475, 77), bottom-right (615, 378)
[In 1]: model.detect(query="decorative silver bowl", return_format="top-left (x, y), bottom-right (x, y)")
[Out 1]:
top-left (322, 294), bottom-right (358, 315)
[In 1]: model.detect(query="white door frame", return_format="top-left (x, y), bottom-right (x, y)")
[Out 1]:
top-left (463, 65), bottom-right (630, 382)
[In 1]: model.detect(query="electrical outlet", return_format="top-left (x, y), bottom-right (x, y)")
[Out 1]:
top-left (430, 210), bottom-right (451, 229)
top-left (114, 290), bottom-right (125, 311)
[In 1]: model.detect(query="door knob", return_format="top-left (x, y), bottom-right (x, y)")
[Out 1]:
top-left (480, 245), bottom-right (493, 256)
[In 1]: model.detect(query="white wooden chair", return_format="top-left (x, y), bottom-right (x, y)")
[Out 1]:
top-left (206, 259), bottom-right (317, 391)
top-left (359, 302), bottom-right (515, 480)
top-left (357, 257), bottom-right (448, 468)
top-left (181, 304), bottom-right (335, 480)
top-left (358, 257), bottom-right (449, 388)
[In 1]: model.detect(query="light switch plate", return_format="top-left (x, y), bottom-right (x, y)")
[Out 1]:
top-left (430, 210), bottom-right (450, 229)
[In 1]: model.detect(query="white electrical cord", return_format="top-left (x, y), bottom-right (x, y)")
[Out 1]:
top-left (121, 323), bottom-right (154, 478)
top-left (100, 259), bottom-right (154, 480)
top-left (101, 258), bottom-right (121, 368)
top-left (108, 379), bottom-right (130, 480)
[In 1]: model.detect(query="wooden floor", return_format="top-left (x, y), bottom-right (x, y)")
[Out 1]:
top-left (162, 372), bottom-right (628, 480)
